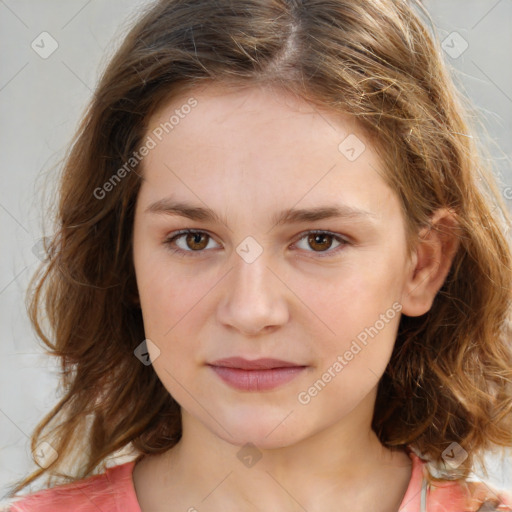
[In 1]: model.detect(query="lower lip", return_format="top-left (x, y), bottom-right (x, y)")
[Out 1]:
top-left (209, 366), bottom-right (307, 391)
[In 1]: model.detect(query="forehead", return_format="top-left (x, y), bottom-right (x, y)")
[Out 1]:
top-left (147, 81), bottom-right (362, 145)
top-left (139, 82), bottom-right (398, 224)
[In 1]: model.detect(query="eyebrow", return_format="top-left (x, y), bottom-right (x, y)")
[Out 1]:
top-left (144, 198), bottom-right (378, 226)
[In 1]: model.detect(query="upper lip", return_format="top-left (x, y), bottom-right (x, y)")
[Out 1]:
top-left (208, 357), bottom-right (306, 370)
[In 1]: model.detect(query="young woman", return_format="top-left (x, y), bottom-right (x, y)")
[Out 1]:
top-left (4, 0), bottom-right (512, 510)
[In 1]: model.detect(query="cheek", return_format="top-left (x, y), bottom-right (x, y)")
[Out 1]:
top-left (294, 255), bottom-right (403, 336)
top-left (134, 240), bottom-right (204, 329)
top-left (291, 253), bottom-right (404, 384)
top-left (136, 262), bottom-right (203, 383)
top-left (139, 274), bottom-right (202, 341)
top-left (300, 287), bottom-right (401, 412)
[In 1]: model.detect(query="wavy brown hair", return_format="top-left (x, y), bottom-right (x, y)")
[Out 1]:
top-left (6, 0), bottom-right (512, 498)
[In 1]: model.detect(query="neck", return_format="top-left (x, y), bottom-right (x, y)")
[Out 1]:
top-left (141, 391), bottom-right (412, 512)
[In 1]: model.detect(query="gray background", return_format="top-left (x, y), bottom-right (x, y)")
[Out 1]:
top-left (1, 0), bottom-right (511, 505)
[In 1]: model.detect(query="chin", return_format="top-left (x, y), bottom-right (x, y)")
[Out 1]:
top-left (209, 408), bottom-right (312, 450)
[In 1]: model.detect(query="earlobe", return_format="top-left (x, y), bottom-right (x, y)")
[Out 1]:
top-left (401, 208), bottom-right (461, 317)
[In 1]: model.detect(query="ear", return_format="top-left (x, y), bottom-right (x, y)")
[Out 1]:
top-left (401, 208), bottom-right (461, 317)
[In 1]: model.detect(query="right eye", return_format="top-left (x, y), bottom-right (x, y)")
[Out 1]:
top-left (163, 229), bottom-right (221, 257)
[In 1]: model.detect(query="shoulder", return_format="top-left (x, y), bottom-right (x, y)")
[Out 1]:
top-left (404, 449), bottom-right (512, 512)
top-left (7, 461), bottom-right (139, 512)
top-left (427, 478), bottom-right (512, 512)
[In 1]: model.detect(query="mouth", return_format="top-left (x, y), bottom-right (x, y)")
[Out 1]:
top-left (207, 357), bottom-right (308, 391)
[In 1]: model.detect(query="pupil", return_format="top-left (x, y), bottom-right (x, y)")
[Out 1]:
top-left (310, 233), bottom-right (331, 251)
top-left (188, 233), bottom-right (206, 250)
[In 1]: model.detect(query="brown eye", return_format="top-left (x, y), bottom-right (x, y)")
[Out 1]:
top-left (184, 232), bottom-right (209, 251)
top-left (164, 230), bottom-right (219, 257)
top-left (307, 233), bottom-right (335, 252)
top-left (294, 231), bottom-right (349, 257)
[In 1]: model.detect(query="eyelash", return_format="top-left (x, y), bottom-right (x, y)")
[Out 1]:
top-left (163, 229), bottom-right (351, 259)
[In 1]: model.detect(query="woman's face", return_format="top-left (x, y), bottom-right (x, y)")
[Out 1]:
top-left (132, 82), bottom-right (415, 448)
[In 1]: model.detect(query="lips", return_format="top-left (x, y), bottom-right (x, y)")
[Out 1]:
top-left (207, 357), bottom-right (307, 391)
top-left (209, 357), bottom-right (303, 370)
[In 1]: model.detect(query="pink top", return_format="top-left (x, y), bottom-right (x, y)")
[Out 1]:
top-left (8, 449), bottom-right (512, 511)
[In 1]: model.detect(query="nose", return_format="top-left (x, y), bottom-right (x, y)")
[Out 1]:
top-left (217, 253), bottom-right (289, 336)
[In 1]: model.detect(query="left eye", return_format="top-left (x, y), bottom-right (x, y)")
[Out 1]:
top-left (163, 229), bottom-right (349, 257)
top-left (293, 231), bottom-right (348, 256)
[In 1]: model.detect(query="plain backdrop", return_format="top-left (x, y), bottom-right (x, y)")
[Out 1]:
top-left (1, 0), bottom-right (511, 504)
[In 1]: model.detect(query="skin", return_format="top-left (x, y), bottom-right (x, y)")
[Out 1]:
top-left (131, 82), bottom-right (459, 512)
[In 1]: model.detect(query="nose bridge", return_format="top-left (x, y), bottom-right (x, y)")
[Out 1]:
top-left (233, 250), bottom-right (271, 295)
top-left (230, 232), bottom-right (275, 296)
top-left (230, 249), bottom-right (277, 309)
top-left (218, 247), bottom-right (288, 334)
